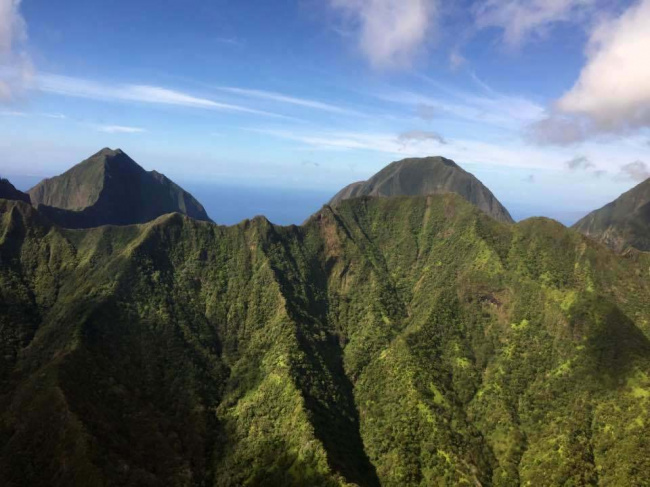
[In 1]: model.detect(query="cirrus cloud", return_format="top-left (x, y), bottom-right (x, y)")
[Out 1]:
top-left (473, 0), bottom-right (595, 48)
top-left (97, 125), bottom-right (146, 134)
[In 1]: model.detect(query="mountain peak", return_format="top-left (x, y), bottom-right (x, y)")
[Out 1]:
top-left (27, 148), bottom-right (211, 228)
top-left (0, 177), bottom-right (31, 204)
top-left (573, 177), bottom-right (650, 252)
top-left (329, 156), bottom-right (513, 223)
top-left (97, 147), bottom-right (123, 156)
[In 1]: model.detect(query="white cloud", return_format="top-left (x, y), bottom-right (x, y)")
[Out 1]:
top-left (474, 0), bottom-right (594, 48)
top-left (217, 86), bottom-right (360, 115)
top-left (527, 115), bottom-right (586, 145)
top-left (37, 74), bottom-right (291, 118)
top-left (554, 0), bottom-right (650, 134)
top-left (0, 0), bottom-right (33, 100)
top-left (97, 125), bottom-right (146, 134)
top-left (619, 160), bottom-right (650, 182)
top-left (565, 155), bottom-right (594, 170)
top-left (0, 109), bottom-right (64, 119)
top-left (397, 130), bottom-right (446, 146)
top-left (329, 0), bottom-right (437, 69)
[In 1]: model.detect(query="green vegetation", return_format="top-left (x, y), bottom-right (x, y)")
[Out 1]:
top-left (1, 193), bottom-right (649, 486)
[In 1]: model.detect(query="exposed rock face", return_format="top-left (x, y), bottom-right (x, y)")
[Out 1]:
top-left (329, 156), bottom-right (514, 223)
top-left (573, 178), bottom-right (650, 252)
top-left (28, 148), bottom-right (211, 228)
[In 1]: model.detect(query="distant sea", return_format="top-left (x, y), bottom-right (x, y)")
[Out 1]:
top-left (503, 203), bottom-right (589, 227)
top-left (10, 175), bottom-right (589, 227)
top-left (11, 176), bottom-right (335, 226)
top-left (182, 183), bottom-right (335, 226)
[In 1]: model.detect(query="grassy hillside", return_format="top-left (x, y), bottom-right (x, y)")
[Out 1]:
top-left (0, 194), bottom-right (649, 486)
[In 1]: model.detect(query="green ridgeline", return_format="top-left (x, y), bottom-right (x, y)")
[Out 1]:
top-left (0, 194), bottom-right (649, 486)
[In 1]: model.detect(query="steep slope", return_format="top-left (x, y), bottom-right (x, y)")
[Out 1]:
top-left (573, 178), bottom-right (650, 252)
top-left (329, 157), bottom-right (514, 223)
top-left (0, 178), bottom-right (30, 203)
top-left (28, 148), bottom-right (211, 228)
top-left (1, 195), bottom-right (649, 486)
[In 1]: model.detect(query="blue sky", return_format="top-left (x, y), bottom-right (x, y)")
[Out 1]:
top-left (1, 0), bottom-right (650, 224)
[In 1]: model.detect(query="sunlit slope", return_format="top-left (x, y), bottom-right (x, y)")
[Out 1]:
top-left (1, 194), bottom-right (649, 486)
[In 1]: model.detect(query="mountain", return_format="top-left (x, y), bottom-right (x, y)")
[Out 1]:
top-left (28, 148), bottom-right (211, 228)
top-left (0, 178), bottom-right (30, 204)
top-left (573, 178), bottom-right (650, 252)
top-left (329, 156), bottom-right (514, 224)
top-left (1, 192), bottom-right (649, 486)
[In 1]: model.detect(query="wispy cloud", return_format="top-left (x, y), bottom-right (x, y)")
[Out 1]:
top-left (252, 125), bottom-right (650, 183)
top-left (215, 37), bottom-right (244, 47)
top-left (0, 109), bottom-right (65, 119)
top-left (0, 0), bottom-right (33, 100)
top-left (37, 74), bottom-right (291, 119)
top-left (251, 127), bottom-right (567, 171)
top-left (328, 0), bottom-right (438, 69)
top-left (397, 130), bottom-right (446, 146)
top-left (97, 125), bottom-right (146, 134)
top-left (565, 155), bottom-right (594, 170)
top-left (217, 86), bottom-right (360, 115)
top-left (251, 128), bottom-right (402, 153)
top-left (376, 81), bottom-right (544, 131)
top-left (523, 174), bottom-right (536, 183)
top-left (619, 160), bottom-right (650, 182)
top-left (473, 0), bottom-right (595, 48)
top-left (0, 109), bottom-right (25, 116)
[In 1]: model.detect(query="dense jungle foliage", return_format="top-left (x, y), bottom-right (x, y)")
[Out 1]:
top-left (1, 194), bottom-right (649, 486)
